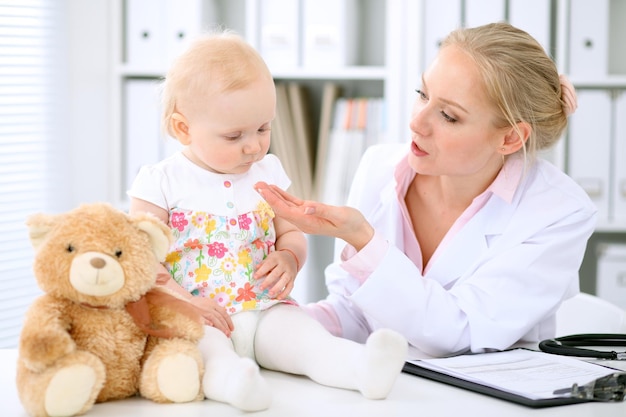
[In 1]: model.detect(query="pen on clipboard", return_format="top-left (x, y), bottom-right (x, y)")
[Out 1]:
top-left (553, 372), bottom-right (626, 402)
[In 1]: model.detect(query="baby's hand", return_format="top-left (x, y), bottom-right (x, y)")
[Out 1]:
top-left (191, 296), bottom-right (234, 337)
top-left (255, 249), bottom-right (298, 300)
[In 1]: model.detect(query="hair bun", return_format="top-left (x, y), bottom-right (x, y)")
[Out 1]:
top-left (559, 74), bottom-right (578, 116)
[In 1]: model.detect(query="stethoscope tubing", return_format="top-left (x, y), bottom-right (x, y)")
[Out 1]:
top-left (539, 333), bottom-right (626, 360)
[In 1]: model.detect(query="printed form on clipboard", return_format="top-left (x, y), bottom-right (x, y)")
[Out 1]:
top-left (403, 348), bottom-right (625, 407)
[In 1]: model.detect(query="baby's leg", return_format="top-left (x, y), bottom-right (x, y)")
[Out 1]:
top-left (200, 324), bottom-right (271, 411)
top-left (255, 304), bottom-right (408, 399)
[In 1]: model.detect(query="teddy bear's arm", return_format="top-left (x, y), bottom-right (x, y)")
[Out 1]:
top-left (19, 295), bottom-right (76, 372)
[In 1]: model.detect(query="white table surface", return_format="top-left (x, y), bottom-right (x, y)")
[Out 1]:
top-left (2, 348), bottom-right (626, 417)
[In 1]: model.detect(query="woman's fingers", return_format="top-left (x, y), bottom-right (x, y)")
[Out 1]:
top-left (205, 310), bottom-right (234, 335)
top-left (256, 182), bottom-right (306, 210)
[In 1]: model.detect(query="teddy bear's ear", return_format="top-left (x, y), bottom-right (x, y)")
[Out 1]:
top-left (133, 214), bottom-right (172, 262)
top-left (25, 213), bottom-right (57, 250)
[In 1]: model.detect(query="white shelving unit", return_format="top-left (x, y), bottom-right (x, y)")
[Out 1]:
top-left (557, 0), bottom-right (626, 233)
top-left (556, 0), bottom-right (626, 296)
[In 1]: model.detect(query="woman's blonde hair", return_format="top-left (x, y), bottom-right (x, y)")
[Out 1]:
top-left (160, 30), bottom-right (273, 136)
top-left (441, 22), bottom-right (568, 162)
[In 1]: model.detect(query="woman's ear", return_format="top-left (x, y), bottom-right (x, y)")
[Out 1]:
top-left (500, 122), bottom-right (531, 155)
top-left (170, 112), bottom-right (191, 145)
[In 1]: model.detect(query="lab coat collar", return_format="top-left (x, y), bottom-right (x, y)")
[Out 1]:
top-left (426, 195), bottom-right (518, 288)
top-left (375, 151), bottom-right (528, 287)
top-left (392, 154), bottom-right (526, 287)
top-left (392, 153), bottom-right (525, 206)
top-left (488, 154), bottom-right (525, 204)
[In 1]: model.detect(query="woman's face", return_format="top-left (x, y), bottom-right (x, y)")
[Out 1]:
top-left (407, 45), bottom-right (508, 178)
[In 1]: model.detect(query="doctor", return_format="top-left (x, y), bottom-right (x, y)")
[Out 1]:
top-left (255, 22), bottom-right (597, 358)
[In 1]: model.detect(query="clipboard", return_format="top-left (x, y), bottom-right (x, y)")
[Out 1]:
top-left (402, 361), bottom-right (589, 408)
top-left (402, 348), bottom-right (619, 408)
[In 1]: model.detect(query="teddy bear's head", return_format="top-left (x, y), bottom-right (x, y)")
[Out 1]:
top-left (26, 203), bottom-right (172, 309)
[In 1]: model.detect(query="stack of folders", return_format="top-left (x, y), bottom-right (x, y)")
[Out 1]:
top-left (271, 83), bottom-right (315, 201)
top-left (124, 0), bottom-right (214, 71)
top-left (270, 82), bottom-right (385, 204)
top-left (316, 94), bottom-right (386, 206)
top-left (259, 0), bottom-right (358, 72)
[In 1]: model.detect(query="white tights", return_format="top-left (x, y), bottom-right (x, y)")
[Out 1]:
top-left (199, 304), bottom-right (407, 411)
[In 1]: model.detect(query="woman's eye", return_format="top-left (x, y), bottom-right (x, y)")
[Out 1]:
top-left (441, 111), bottom-right (458, 123)
top-left (415, 89), bottom-right (427, 100)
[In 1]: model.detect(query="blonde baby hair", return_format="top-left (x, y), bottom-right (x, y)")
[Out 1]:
top-left (160, 29), bottom-right (273, 137)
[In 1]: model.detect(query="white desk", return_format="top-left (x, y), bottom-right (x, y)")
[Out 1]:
top-left (2, 349), bottom-right (625, 417)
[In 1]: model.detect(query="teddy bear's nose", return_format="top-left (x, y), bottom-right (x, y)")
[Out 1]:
top-left (90, 258), bottom-right (106, 269)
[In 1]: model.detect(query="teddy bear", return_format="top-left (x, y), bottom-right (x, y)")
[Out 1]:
top-left (16, 202), bottom-right (206, 417)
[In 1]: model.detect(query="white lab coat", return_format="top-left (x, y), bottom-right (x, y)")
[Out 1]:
top-left (317, 144), bottom-right (597, 358)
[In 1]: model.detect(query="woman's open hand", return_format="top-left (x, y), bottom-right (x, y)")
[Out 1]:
top-left (255, 181), bottom-right (375, 251)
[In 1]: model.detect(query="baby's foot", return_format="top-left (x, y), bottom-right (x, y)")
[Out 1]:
top-left (216, 357), bottom-right (272, 411)
top-left (357, 329), bottom-right (408, 399)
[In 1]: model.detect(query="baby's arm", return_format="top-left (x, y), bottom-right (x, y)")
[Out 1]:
top-left (129, 197), bottom-right (234, 336)
top-left (256, 215), bottom-right (307, 299)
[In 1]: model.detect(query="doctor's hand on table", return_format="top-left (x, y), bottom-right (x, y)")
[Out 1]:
top-left (255, 181), bottom-right (374, 252)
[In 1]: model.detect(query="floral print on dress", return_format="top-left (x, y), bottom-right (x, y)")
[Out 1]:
top-left (164, 200), bottom-right (292, 314)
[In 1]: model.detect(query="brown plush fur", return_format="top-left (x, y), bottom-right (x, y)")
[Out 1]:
top-left (16, 203), bottom-right (205, 417)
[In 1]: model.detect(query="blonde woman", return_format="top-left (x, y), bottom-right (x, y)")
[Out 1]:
top-left (256, 22), bottom-right (594, 359)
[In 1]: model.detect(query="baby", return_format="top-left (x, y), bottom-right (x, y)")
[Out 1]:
top-left (127, 30), bottom-right (408, 411)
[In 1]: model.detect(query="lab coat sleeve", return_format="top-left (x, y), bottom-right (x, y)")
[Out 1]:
top-left (348, 202), bottom-right (596, 357)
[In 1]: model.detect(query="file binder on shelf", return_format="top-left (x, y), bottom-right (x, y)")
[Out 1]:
top-left (422, 0), bottom-right (462, 71)
top-left (320, 98), bottom-right (361, 206)
top-left (123, 79), bottom-right (181, 197)
top-left (286, 83), bottom-right (315, 198)
top-left (314, 83), bottom-right (342, 201)
top-left (508, 0), bottom-right (551, 53)
top-left (318, 96), bottom-right (385, 206)
top-left (123, 79), bottom-right (161, 195)
top-left (301, 0), bottom-right (358, 68)
top-left (258, 0), bottom-right (300, 71)
top-left (596, 244), bottom-right (626, 310)
top-left (125, 0), bottom-right (163, 69)
top-left (163, 0), bottom-right (207, 66)
top-left (567, 90), bottom-right (612, 226)
top-left (125, 0), bottom-right (211, 70)
top-left (271, 83), bottom-right (313, 200)
top-left (568, 0), bottom-right (610, 79)
top-left (614, 92), bottom-right (626, 225)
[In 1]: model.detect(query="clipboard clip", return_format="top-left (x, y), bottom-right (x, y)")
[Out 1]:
top-left (568, 372), bottom-right (626, 402)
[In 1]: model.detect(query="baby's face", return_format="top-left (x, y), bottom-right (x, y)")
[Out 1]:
top-left (183, 77), bottom-right (276, 175)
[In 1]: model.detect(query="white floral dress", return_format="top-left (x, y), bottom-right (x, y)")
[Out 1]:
top-left (128, 152), bottom-right (294, 315)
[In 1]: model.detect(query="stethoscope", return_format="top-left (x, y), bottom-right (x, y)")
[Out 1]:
top-left (539, 334), bottom-right (626, 360)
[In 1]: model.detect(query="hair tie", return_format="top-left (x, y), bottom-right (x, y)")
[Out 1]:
top-left (559, 74), bottom-right (578, 116)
